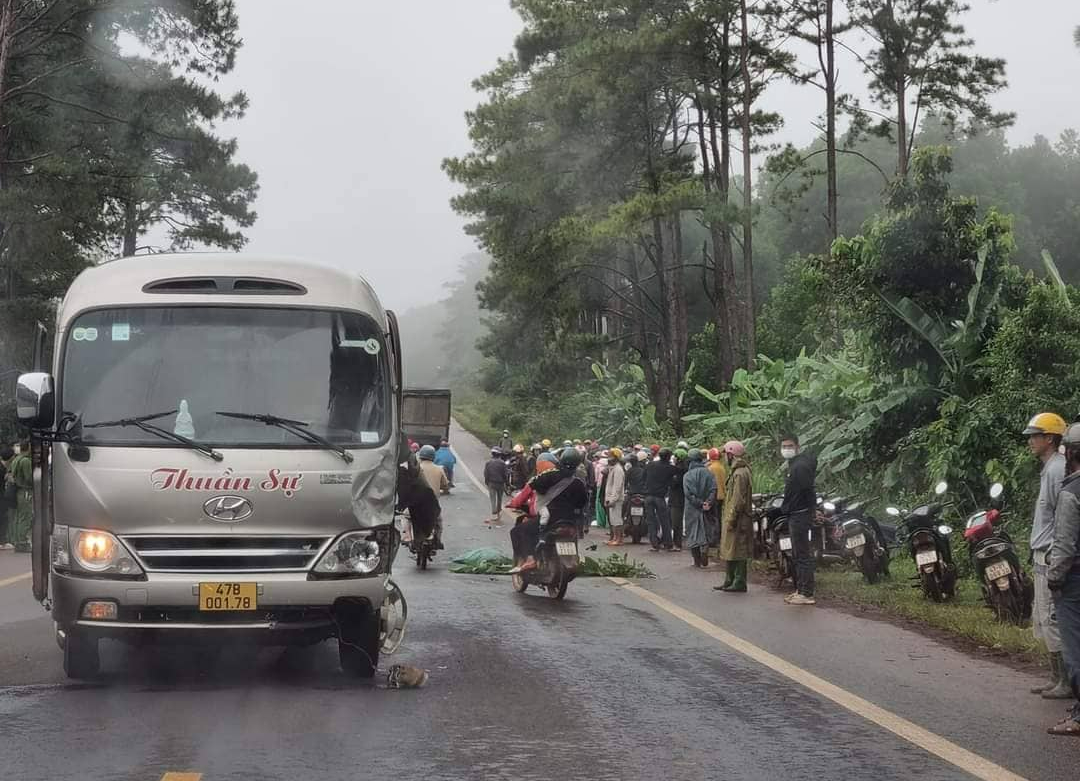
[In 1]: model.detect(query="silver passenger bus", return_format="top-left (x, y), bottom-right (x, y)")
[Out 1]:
top-left (17, 254), bottom-right (408, 679)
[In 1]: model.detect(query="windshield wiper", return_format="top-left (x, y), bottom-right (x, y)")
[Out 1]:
top-left (84, 410), bottom-right (223, 462)
top-left (214, 411), bottom-right (354, 463)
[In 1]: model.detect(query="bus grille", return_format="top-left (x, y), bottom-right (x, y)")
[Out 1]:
top-left (120, 536), bottom-right (331, 573)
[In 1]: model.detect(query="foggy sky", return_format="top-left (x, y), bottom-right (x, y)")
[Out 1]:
top-left (218, 1), bottom-right (1080, 311)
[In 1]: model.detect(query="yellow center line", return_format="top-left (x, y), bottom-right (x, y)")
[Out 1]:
top-left (608, 577), bottom-right (1029, 781)
top-left (160, 773), bottom-right (202, 781)
top-left (0, 571), bottom-right (31, 588)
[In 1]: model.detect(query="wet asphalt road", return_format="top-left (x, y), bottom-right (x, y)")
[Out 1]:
top-left (0, 422), bottom-right (1077, 781)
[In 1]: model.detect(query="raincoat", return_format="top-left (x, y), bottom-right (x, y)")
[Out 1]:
top-left (7, 451), bottom-right (32, 547)
top-left (720, 457), bottom-right (753, 561)
top-left (682, 460), bottom-right (717, 550)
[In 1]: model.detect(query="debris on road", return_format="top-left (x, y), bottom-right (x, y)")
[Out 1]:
top-left (449, 548), bottom-right (654, 578)
top-left (387, 664), bottom-right (429, 689)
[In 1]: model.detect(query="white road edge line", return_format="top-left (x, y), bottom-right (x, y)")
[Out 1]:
top-left (0, 572), bottom-right (31, 589)
top-left (607, 577), bottom-right (1029, 781)
top-left (450, 447), bottom-right (488, 494)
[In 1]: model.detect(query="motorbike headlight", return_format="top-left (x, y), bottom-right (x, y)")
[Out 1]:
top-left (937, 525), bottom-right (953, 536)
top-left (313, 532), bottom-right (381, 576)
top-left (56, 526), bottom-right (141, 575)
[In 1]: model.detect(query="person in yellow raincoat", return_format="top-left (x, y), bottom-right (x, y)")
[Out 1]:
top-left (715, 441), bottom-right (752, 593)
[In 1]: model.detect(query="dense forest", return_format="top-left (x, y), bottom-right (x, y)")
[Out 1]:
top-left (443, 0), bottom-right (1080, 521)
top-left (0, 0), bottom-right (256, 441)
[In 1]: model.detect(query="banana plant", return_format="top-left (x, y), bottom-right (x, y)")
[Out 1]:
top-left (877, 243), bottom-right (1000, 393)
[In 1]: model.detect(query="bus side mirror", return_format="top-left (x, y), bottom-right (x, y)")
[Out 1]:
top-left (16, 372), bottom-right (55, 429)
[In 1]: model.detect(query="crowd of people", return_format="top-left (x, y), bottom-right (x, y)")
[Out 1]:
top-left (476, 434), bottom-right (816, 601)
top-left (0, 439), bottom-right (32, 553)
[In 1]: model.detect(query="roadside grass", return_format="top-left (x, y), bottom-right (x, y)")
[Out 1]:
top-left (757, 556), bottom-right (1045, 661)
top-left (451, 392), bottom-right (505, 447)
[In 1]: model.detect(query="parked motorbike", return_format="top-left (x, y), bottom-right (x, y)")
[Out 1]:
top-left (887, 481), bottom-right (957, 602)
top-left (825, 497), bottom-right (890, 584)
top-left (769, 510), bottom-right (797, 589)
top-left (963, 482), bottom-right (1034, 625)
top-left (510, 517), bottom-right (580, 600)
top-left (812, 495), bottom-right (849, 566)
top-left (624, 493), bottom-right (648, 544)
top-left (752, 493), bottom-right (781, 559)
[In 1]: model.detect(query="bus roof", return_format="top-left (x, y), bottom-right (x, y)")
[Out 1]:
top-left (58, 253), bottom-right (386, 327)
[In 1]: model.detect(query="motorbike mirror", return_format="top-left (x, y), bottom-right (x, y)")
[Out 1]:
top-left (885, 506), bottom-right (900, 517)
top-left (989, 482), bottom-right (1004, 500)
top-left (933, 480), bottom-right (948, 496)
top-left (823, 501), bottom-right (836, 512)
top-left (937, 524), bottom-right (953, 536)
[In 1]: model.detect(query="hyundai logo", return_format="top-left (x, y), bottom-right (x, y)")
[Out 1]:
top-left (203, 495), bottom-right (253, 522)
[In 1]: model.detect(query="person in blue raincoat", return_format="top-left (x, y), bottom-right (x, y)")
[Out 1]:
top-left (434, 438), bottom-right (457, 489)
top-left (682, 449), bottom-right (717, 569)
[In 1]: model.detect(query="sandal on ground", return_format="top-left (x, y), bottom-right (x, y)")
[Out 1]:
top-left (1047, 717), bottom-right (1080, 736)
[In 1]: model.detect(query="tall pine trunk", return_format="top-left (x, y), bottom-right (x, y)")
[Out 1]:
top-left (696, 98), bottom-right (736, 386)
top-left (122, 198), bottom-right (139, 256)
top-left (0, 0), bottom-right (15, 299)
top-left (739, 0), bottom-right (755, 367)
top-left (825, 0), bottom-right (838, 242)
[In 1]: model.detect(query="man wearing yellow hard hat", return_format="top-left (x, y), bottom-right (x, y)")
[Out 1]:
top-left (1024, 412), bottom-right (1072, 699)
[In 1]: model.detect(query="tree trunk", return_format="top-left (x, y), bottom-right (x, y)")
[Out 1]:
top-left (718, 17), bottom-right (743, 370)
top-left (739, 0), bottom-right (755, 367)
top-left (0, 0), bottom-right (15, 299)
top-left (122, 199), bottom-right (139, 257)
top-left (626, 244), bottom-right (661, 414)
top-left (666, 214), bottom-right (687, 429)
top-left (825, 0), bottom-right (838, 242)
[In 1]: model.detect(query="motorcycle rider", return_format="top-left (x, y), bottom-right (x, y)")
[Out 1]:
top-left (499, 429), bottom-right (514, 454)
top-left (510, 448), bottom-right (589, 573)
top-left (434, 438), bottom-right (456, 489)
top-left (396, 435), bottom-right (441, 550)
top-left (416, 445), bottom-right (447, 549)
top-left (526, 443), bottom-right (541, 477)
top-left (769, 434), bottom-right (818, 606)
top-left (1024, 412), bottom-right (1071, 699)
top-left (1046, 422), bottom-right (1080, 735)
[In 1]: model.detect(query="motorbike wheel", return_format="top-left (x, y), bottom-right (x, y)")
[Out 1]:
top-left (547, 577), bottom-right (569, 600)
top-left (776, 553), bottom-right (793, 589)
top-left (630, 526), bottom-right (643, 545)
top-left (991, 582), bottom-right (1024, 625)
top-left (860, 548), bottom-right (880, 585)
top-left (921, 570), bottom-right (944, 603)
top-left (511, 572), bottom-right (528, 593)
top-left (416, 548), bottom-right (429, 570)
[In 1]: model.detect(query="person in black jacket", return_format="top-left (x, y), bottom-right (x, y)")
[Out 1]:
top-left (484, 447), bottom-right (509, 523)
top-left (769, 434), bottom-right (818, 605)
top-left (644, 448), bottom-right (679, 551)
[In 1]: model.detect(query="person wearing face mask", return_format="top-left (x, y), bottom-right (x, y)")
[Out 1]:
top-left (770, 434), bottom-right (818, 605)
top-left (715, 441), bottom-right (753, 592)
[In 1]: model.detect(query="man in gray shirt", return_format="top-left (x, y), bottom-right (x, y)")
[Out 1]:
top-left (1024, 412), bottom-right (1071, 699)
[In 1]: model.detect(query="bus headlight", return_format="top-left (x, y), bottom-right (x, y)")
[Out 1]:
top-left (54, 525), bottom-right (142, 575)
top-left (313, 533), bottom-right (381, 576)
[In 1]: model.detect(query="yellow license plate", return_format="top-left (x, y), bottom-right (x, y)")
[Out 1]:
top-left (199, 582), bottom-right (257, 611)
